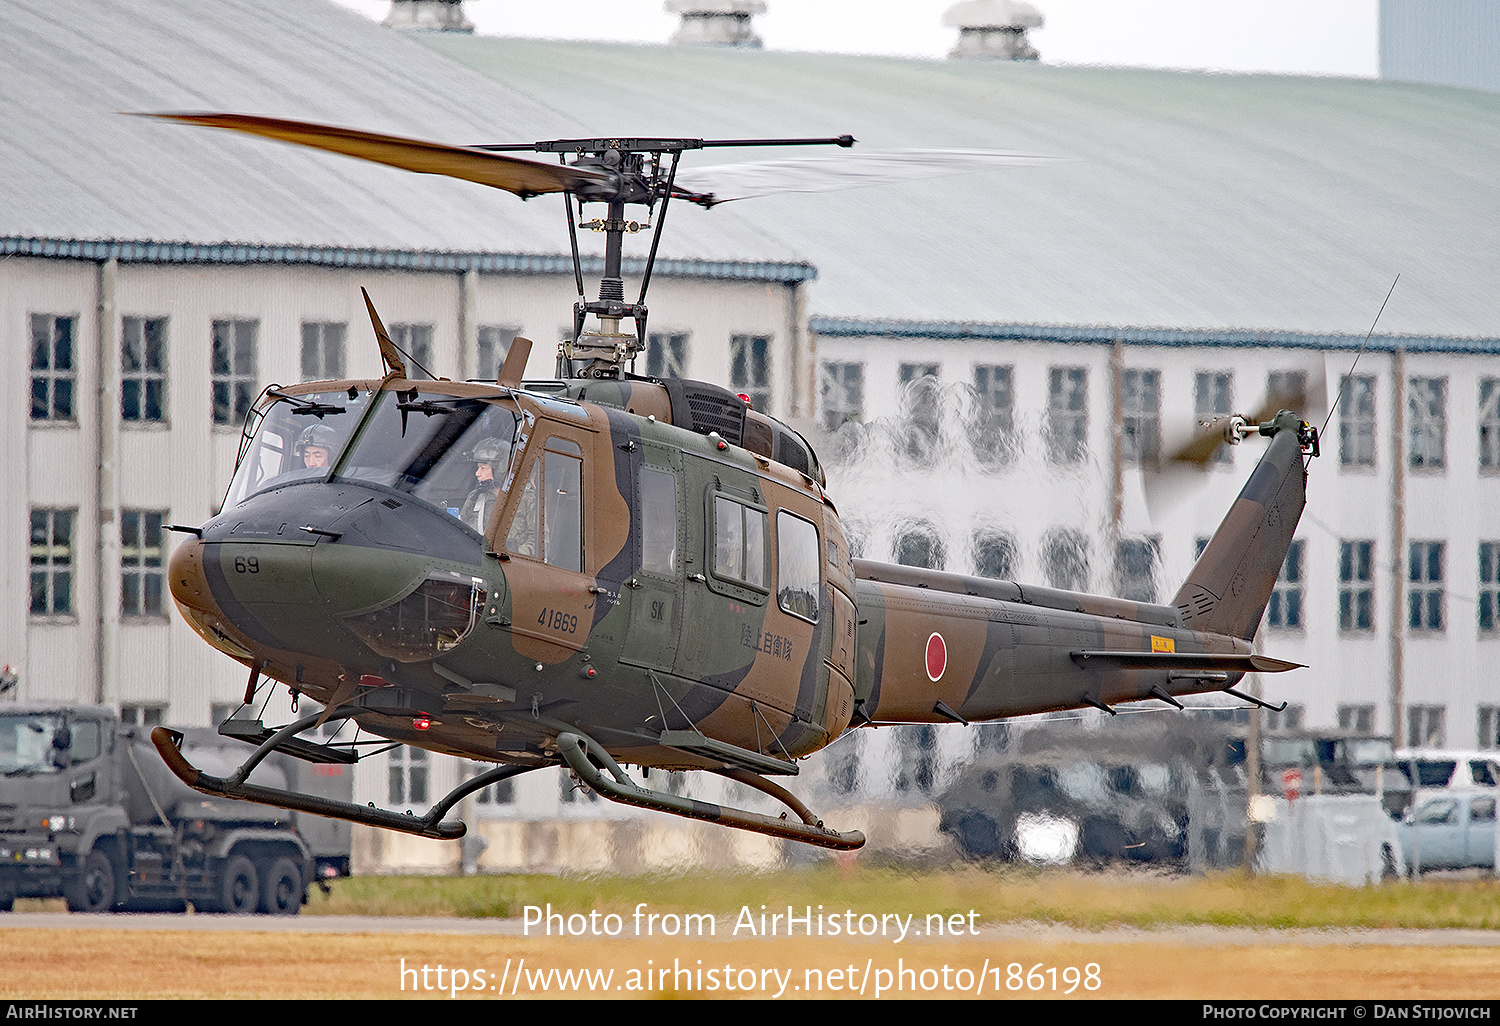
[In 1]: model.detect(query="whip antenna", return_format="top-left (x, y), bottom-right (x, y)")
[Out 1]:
top-left (1322, 274), bottom-right (1400, 438)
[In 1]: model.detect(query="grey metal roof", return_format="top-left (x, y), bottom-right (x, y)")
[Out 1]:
top-left (809, 316), bottom-right (1500, 353)
top-left (10, 2), bottom-right (1500, 338)
top-left (0, 235), bottom-right (815, 283)
top-left (422, 34), bottom-right (1500, 339)
top-left (0, 0), bottom-right (805, 266)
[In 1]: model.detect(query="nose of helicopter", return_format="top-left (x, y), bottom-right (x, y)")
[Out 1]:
top-left (170, 490), bottom-right (490, 667)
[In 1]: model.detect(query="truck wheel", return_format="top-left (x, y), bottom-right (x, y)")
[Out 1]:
top-left (260, 857), bottom-right (303, 915)
top-left (65, 850), bottom-right (119, 913)
top-left (217, 855), bottom-right (259, 915)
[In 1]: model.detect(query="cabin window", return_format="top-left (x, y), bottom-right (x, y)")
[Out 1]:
top-left (506, 437), bottom-right (583, 572)
top-left (712, 496), bottom-right (767, 590)
top-left (639, 467), bottom-right (677, 575)
top-left (776, 511), bottom-right (821, 623)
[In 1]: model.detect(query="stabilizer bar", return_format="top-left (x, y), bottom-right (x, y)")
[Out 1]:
top-left (556, 732), bottom-right (865, 851)
top-left (151, 719), bottom-right (537, 841)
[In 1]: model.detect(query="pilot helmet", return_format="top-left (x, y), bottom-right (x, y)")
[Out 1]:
top-left (295, 423), bottom-right (339, 456)
top-left (471, 436), bottom-right (506, 468)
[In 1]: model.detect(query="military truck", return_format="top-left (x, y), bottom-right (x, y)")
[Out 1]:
top-left (938, 714), bottom-right (1250, 869)
top-left (0, 705), bottom-right (350, 914)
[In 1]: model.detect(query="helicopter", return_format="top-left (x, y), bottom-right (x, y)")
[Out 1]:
top-left (147, 113), bottom-right (1316, 851)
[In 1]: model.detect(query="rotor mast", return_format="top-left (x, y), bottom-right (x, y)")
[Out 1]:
top-left (476, 135), bottom-right (854, 379)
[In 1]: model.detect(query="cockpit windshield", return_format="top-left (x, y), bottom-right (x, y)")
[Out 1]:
top-left (224, 389), bottom-right (523, 533)
top-left (224, 390), bottom-right (370, 510)
top-left (338, 393), bottom-right (521, 532)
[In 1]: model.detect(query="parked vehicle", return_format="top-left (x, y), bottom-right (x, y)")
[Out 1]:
top-left (1393, 789), bottom-right (1497, 874)
top-left (0, 706), bottom-right (350, 913)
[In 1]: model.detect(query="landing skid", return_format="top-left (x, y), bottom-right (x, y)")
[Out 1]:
top-left (150, 712), bottom-right (538, 841)
top-left (150, 712), bottom-right (864, 850)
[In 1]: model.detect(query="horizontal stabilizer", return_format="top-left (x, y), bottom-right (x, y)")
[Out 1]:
top-left (1070, 651), bottom-right (1303, 673)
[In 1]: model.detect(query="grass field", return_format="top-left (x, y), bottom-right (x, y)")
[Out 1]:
top-left (295, 864), bottom-right (1500, 931)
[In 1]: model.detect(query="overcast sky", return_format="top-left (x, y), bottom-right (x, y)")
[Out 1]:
top-left (334, 0), bottom-right (1380, 77)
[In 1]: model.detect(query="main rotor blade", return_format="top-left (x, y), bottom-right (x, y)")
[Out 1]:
top-left (673, 148), bottom-right (1063, 205)
top-left (136, 112), bottom-right (610, 198)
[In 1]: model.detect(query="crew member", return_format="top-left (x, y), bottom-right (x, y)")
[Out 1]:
top-left (462, 437), bottom-right (507, 533)
top-left (295, 424), bottom-right (338, 470)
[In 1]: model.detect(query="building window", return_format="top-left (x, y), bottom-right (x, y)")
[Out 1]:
top-left (392, 323), bottom-right (434, 378)
top-left (211, 319), bottom-right (257, 426)
top-left (893, 725), bottom-right (938, 795)
top-left (820, 362), bottom-right (864, 431)
top-left (899, 363), bottom-right (941, 462)
top-left (30, 314), bottom-right (77, 422)
top-left (1265, 705), bottom-right (1305, 731)
top-left (1121, 368), bottom-right (1161, 466)
top-left (972, 364), bottom-right (1015, 466)
top-left (1338, 374), bottom-right (1376, 468)
top-left (467, 763), bottom-right (515, 805)
top-left (300, 321), bottom-right (346, 381)
top-left (1339, 540), bottom-right (1374, 632)
top-left (1194, 371), bottom-right (1233, 465)
top-left (1479, 379), bottom-right (1500, 472)
top-left (645, 331), bottom-right (687, 380)
top-left (560, 766), bottom-right (599, 803)
top-left (120, 510), bottom-right (166, 617)
top-left (478, 325), bottom-right (520, 381)
top-left (1338, 705), bottom-right (1375, 733)
top-left (1046, 367), bottom-right (1088, 464)
top-left (1267, 539), bottom-right (1304, 630)
top-left (30, 509), bottom-right (75, 616)
top-left (388, 746), bottom-right (429, 807)
top-left (895, 522), bottom-right (945, 571)
top-left (1408, 377), bottom-right (1446, 469)
top-left (119, 704), bottom-right (166, 727)
top-left (1408, 541), bottom-right (1445, 632)
top-left (1482, 543), bottom-right (1500, 633)
top-left (1407, 705), bottom-right (1446, 748)
top-left (121, 316), bottom-right (167, 423)
top-left (827, 730), bottom-right (862, 795)
top-left (1479, 707), bottom-right (1500, 750)
top-left (1115, 537), bottom-right (1160, 603)
top-left (1266, 369), bottom-right (1307, 412)
top-left (1043, 528), bottom-right (1089, 592)
top-left (729, 334), bottom-right (771, 413)
top-left (972, 530), bottom-right (1016, 580)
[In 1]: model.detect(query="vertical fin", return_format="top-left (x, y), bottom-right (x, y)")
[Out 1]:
top-left (361, 287), bottom-right (406, 378)
top-left (497, 336), bottom-right (533, 388)
top-left (1172, 412), bottom-right (1309, 640)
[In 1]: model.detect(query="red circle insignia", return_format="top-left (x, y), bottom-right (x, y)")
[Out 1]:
top-left (925, 632), bottom-right (947, 682)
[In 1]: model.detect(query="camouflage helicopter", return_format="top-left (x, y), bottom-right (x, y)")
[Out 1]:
top-left (148, 113), bottom-right (1313, 851)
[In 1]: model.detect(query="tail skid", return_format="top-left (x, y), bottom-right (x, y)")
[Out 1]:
top-left (1171, 412), bottom-right (1316, 640)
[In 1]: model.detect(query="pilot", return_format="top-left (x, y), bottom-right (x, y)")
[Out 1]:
top-left (296, 424), bottom-right (339, 470)
top-left (462, 437), bottom-right (507, 533)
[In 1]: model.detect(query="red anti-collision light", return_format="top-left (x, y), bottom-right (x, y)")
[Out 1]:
top-left (413, 714), bottom-right (431, 730)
